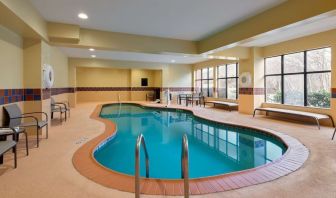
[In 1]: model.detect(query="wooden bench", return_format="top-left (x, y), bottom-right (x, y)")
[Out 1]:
top-left (253, 107), bottom-right (335, 129)
top-left (204, 101), bottom-right (238, 112)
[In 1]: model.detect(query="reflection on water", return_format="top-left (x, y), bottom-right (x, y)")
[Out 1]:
top-left (97, 104), bottom-right (286, 179)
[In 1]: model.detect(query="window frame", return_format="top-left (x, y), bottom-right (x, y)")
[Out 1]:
top-left (217, 63), bottom-right (239, 100)
top-left (264, 47), bottom-right (331, 107)
top-left (195, 67), bottom-right (214, 97)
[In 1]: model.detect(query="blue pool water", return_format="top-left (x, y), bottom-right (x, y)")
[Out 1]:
top-left (94, 104), bottom-right (286, 179)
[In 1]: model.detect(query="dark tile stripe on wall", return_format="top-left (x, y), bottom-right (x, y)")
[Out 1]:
top-left (42, 87), bottom-right (76, 100)
top-left (239, 88), bottom-right (265, 95)
top-left (76, 87), bottom-right (194, 92)
top-left (1, 86), bottom-right (195, 105)
top-left (0, 88), bottom-right (41, 105)
top-left (331, 88), bottom-right (336, 98)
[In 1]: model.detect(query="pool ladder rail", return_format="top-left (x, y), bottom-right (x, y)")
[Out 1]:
top-left (134, 134), bottom-right (190, 198)
top-left (135, 134), bottom-right (150, 198)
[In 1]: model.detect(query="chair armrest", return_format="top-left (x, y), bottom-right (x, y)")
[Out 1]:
top-left (54, 102), bottom-right (68, 109)
top-left (10, 115), bottom-right (39, 126)
top-left (22, 112), bottom-right (48, 122)
top-left (51, 104), bottom-right (63, 111)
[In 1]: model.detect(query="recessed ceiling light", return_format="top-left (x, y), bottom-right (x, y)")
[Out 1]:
top-left (91, 55), bottom-right (96, 58)
top-left (208, 55), bottom-right (215, 59)
top-left (171, 60), bottom-right (176, 63)
top-left (183, 55), bottom-right (188, 58)
top-left (78, 13), bottom-right (88, 19)
top-left (89, 48), bottom-right (95, 51)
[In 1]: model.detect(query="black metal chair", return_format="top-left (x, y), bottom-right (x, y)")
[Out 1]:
top-left (186, 92), bottom-right (204, 107)
top-left (3, 104), bottom-right (48, 148)
top-left (51, 97), bottom-right (70, 122)
top-left (0, 129), bottom-right (17, 168)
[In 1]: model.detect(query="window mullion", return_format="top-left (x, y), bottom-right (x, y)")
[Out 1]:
top-left (281, 55), bottom-right (284, 104)
top-left (304, 51), bottom-right (307, 106)
top-left (226, 65), bottom-right (228, 98)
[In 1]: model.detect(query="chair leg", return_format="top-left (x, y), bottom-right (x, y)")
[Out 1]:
top-left (13, 145), bottom-right (17, 168)
top-left (24, 132), bottom-right (29, 156)
top-left (51, 112), bottom-right (54, 119)
top-left (332, 129), bottom-right (335, 140)
top-left (36, 127), bottom-right (39, 148)
top-left (65, 111), bottom-right (67, 121)
top-left (60, 112), bottom-right (63, 123)
top-left (46, 125), bottom-right (49, 139)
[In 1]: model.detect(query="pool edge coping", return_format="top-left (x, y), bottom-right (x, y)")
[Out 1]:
top-left (72, 102), bottom-right (309, 196)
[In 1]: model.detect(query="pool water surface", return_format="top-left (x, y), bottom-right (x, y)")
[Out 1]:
top-left (94, 104), bottom-right (286, 179)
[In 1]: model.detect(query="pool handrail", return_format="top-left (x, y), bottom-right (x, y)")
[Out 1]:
top-left (135, 134), bottom-right (149, 198)
top-left (181, 134), bottom-right (189, 198)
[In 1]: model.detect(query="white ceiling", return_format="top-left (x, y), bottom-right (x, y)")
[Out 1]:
top-left (239, 13), bottom-right (336, 47)
top-left (30, 0), bottom-right (285, 41)
top-left (59, 47), bottom-right (210, 64)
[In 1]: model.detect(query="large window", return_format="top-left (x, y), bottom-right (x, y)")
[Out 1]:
top-left (195, 67), bottom-right (213, 97)
top-left (217, 63), bottom-right (238, 99)
top-left (265, 47), bottom-right (331, 108)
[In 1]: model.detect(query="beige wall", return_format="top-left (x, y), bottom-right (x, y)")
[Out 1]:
top-left (0, 25), bottom-right (23, 125)
top-left (0, 25), bottom-right (23, 89)
top-left (162, 64), bottom-right (192, 88)
top-left (49, 45), bottom-right (69, 88)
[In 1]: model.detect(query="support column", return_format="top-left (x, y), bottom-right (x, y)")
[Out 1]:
top-left (238, 47), bottom-right (265, 114)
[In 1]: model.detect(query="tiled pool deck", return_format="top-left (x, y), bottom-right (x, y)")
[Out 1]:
top-left (0, 102), bottom-right (335, 198)
top-left (73, 102), bottom-right (308, 196)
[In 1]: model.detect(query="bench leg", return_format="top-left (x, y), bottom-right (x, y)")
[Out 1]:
top-left (315, 118), bottom-right (320, 130)
top-left (332, 129), bottom-right (336, 140)
top-left (253, 109), bottom-right (257, 117)
top-left (328, 115), bottom-right (335, 127)
top-left (0, 155), bottom-right (3, 164)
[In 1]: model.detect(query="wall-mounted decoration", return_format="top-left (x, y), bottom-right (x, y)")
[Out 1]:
top-left (141, 78), bottom-right (148, 86)
top-left (240, 72), bottom-right (252, 88)
top-left (43, 64), bottom-right (55, 89)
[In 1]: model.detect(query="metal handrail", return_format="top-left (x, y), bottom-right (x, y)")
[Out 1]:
top-left (117, 94), bottom-right (121, 104)
top-left (181, 134), bottom-right (189, 198)
top-left (135, 134), bottom-right (150, 198)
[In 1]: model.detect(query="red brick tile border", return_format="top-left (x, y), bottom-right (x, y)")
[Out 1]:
top-left (72, 102), bottom-right (309, 195)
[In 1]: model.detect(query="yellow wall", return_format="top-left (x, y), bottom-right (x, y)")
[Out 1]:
top-left (76, 67), bottom-right (163, 103)
top-left (77, 67), bottom-right (131, 87)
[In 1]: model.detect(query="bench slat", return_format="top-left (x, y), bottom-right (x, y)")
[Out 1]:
top-left (255, 108), bottom-right (330, 120)
top-left (206, 101), bottom-right (238, 107)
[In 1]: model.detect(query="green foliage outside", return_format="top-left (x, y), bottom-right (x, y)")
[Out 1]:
top-left (307, 90), bottom-right (330, 108)
top-left (267, 90), bottom-right (330, 108)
